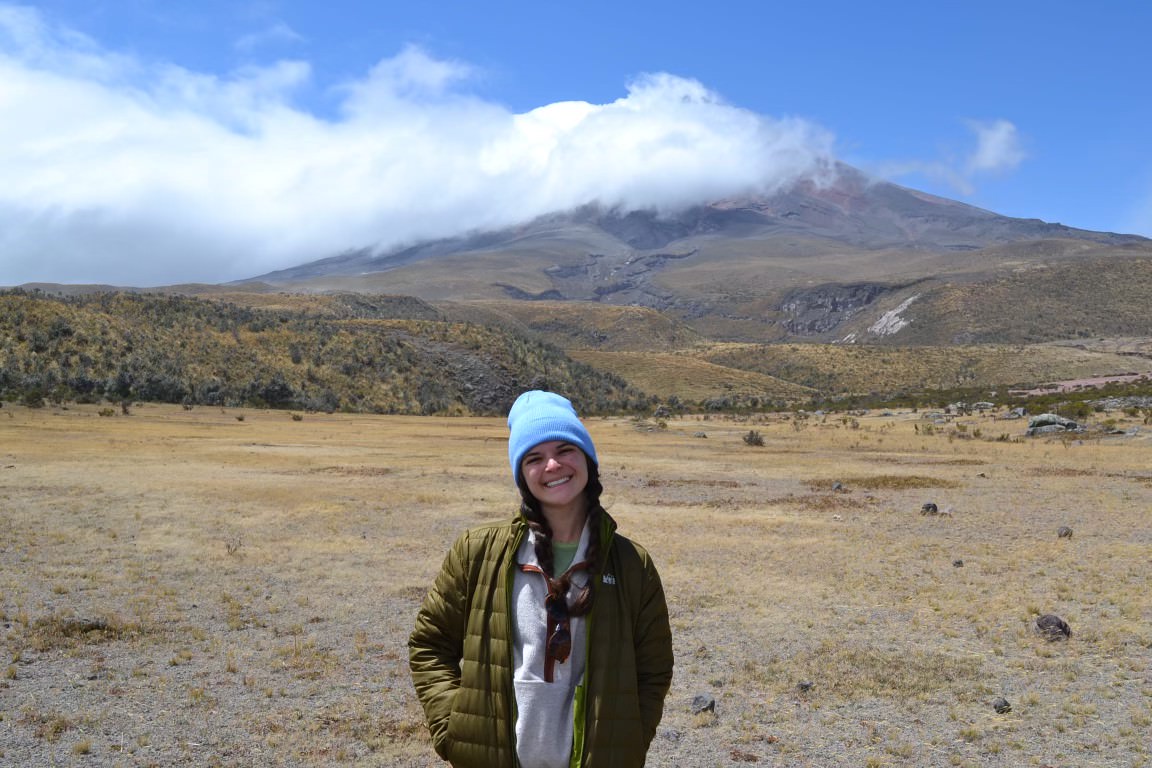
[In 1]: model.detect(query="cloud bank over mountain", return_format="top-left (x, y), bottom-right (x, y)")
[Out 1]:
top-left (1, 6), bottom-right (1018, 286)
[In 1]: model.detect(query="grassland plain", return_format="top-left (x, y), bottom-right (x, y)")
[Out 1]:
top-left (1, 403), bottom-right (1150, 767)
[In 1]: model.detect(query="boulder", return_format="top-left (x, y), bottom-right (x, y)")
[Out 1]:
top-left (1027, 424), bottom-right (1069, 436)
top-left (1035, 614), bottom-right (1072, 641)
top-left (691, 693), bottom-right (716, 714)
top-left (1026, 413), bottom-right (1080, 436)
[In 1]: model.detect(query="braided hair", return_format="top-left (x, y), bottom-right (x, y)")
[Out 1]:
top-left (517, 452), bottom-right (604, 617)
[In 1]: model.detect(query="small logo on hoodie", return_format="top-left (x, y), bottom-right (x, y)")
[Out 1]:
top-left (602, 573), bottom-right (617, 585)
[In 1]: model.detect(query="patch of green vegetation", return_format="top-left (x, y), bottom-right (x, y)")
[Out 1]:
top-left (4, 287), bottom-right (1149, 416)
top-left (0, 289), bottom-right (647, 415)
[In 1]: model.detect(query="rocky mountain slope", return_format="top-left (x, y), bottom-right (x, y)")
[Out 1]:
top-left (241, 164), bottom-right (1151, 345)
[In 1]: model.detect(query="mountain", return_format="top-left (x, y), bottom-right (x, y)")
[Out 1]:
top-left (13, 165), bottom-right (1149, 413)
top-left (241, 164), bottom-right (1151, 346)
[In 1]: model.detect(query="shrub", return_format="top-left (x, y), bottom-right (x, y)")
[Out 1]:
top-left (743, 430), bottom-right (765, 447)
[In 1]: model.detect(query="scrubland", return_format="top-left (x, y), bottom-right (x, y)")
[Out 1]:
top-left (1, 403), bottom-right (1150, 767)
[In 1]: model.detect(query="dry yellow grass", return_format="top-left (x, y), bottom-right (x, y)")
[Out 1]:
top-left (701, 341), bottom-right (1152, 396)
top-left (455, 301), bottom-right (705, 353)
top-left (1, 403), bottom-right (1150, 766)
top-left (569, 350), bottom-right (813, 402)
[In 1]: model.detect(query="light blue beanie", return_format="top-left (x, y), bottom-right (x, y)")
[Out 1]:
top-left (507, 390), bottom-right (598, 484)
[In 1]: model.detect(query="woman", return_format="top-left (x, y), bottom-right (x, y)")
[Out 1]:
top-left (409, 390), bottom-right (674, 768)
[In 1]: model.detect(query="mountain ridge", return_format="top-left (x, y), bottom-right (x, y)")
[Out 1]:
top-left (230, 164), bottom-right (1150, 347)
top-left (248, 164), bottom-right (1145, 287)
top-left (15, 165), bottom-right (1152, 351)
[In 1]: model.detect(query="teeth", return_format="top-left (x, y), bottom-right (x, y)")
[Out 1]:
top-left (545, 477), bottom-right (570, 488)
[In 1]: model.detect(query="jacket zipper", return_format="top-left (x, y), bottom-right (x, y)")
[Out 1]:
top-left (507, 522), bottom-right (525, 766)
top-left (569, 516), bottom-right (615, 768)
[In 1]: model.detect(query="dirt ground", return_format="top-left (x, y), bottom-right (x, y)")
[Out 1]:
top-left (1, 402), bottom-right (1150, 767)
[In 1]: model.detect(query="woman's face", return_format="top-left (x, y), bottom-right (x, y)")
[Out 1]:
top-left (520, 440), bottom-right (589, 515)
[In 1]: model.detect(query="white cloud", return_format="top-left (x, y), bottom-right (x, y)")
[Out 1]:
top-left (965, 119), bottom-right (1025, 175)
top-left (235, 21), bottom-right (305, 54)
top-left (341, 44), bottom-right (477, 109)
top-left (869, 118), bottom-right (1026, 199)
top-left (0, 9), bottom-right (836, 286)
top-left (0, 4), bottom-right (135, 82)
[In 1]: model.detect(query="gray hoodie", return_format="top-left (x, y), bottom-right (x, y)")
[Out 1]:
top-left (512, 523), bottom-right (591, 768)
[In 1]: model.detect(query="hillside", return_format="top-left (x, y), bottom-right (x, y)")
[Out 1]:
top-left (5, 288), bottom-right (1151, 414)
top-left (18, 166), bottom-right (1152, 353)
top-left (10, 167), bottom-right (1152, 411)
top-left (844, 254), bottom-right (1152, 345)
top-left (235, 164), bottom-right (1152, 347)
top-left (439, 300), bottom-right (705, 352)
top-left (0, 290), bottom-right (645, 415)
top-left (700, 341), bottom-right (1152, 398)
top-left (566, 349), bottom-right (813, 406)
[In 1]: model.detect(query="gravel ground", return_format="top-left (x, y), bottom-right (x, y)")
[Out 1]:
top-left (2, 404), bottom-right (1151, 767)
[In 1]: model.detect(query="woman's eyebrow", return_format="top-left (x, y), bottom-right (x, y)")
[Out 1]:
top-left (523, 442), bottom-right (575, 460)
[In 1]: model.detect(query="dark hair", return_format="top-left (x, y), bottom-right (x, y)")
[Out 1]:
top-left (517, 452), bottom-right (603, 617)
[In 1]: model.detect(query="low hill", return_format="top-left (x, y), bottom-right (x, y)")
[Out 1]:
top-left (6, 288), bottom-right (1149, 414)
top-left (837, 254), bottom-right (1152, 345)
top-left (0, 290), bottom-right (645, 415)
top-left (566, 350), bottom-right (813, 405)
top-left (700, 341), bottom-right (1152, 397)
top-left (438, 300), bottom-right (704, 352)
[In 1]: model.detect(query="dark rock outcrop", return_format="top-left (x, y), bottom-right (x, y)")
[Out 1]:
top-left (1035, 614), bottom-right (1072, 641)
top-left (780, 283), bottom-right (891, 335)
top-left (691, 693), bottom-right (716, 714)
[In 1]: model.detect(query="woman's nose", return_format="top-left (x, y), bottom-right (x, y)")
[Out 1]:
top-left (545, 457), bottom-right (562, 471)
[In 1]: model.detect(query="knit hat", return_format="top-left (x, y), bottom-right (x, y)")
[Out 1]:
top-left (507, 390), bottom-right (598, 485)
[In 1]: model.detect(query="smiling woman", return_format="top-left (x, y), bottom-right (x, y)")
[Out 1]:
top-left (408, 390), bottom-right (674, 768)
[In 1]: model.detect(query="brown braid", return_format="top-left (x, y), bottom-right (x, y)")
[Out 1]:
top-left (517, 453), bottom-right (604, 617)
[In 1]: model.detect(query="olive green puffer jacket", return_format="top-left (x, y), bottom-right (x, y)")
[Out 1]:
top-left (409, 512), bottom-right (674, 768)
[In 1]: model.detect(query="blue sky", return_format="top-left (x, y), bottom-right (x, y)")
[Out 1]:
top-left (2, 1), bottom-right (1150, 286)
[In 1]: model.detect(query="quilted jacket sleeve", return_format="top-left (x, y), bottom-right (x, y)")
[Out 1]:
top-left (633, 549), bottom-right (674, 748)
top-left (408, 531), bottom-right (472, 758)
